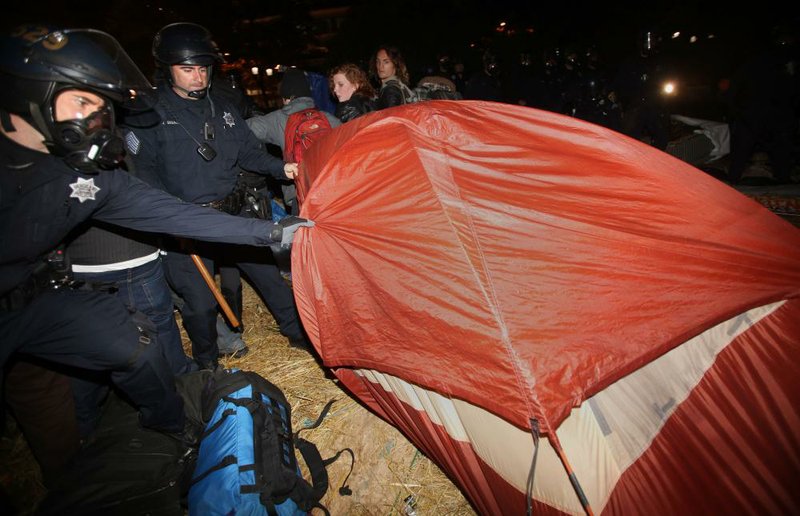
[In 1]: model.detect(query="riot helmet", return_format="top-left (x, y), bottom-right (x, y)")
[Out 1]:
top-left (0, 24), bottom-right (154, 172)
top-left (152, 22), bottom-right (221, 99)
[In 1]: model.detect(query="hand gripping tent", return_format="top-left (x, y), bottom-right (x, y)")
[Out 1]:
top-left (290, 101), bottom-right (800, 515)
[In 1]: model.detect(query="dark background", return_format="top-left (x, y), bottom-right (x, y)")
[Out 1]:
top-left (6, 0), bottom-right (800, 118)
top-left (6, 1), bottom-right (796, 68)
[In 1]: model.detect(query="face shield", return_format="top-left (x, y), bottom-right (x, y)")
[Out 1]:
top-left (21, 28), bottom-right (155, 109)
top-left (1, 26), bottom-right (154, 171)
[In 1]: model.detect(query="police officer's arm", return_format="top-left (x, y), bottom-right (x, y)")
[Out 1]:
top-left (236, 125), bottom-right (291, 180)
top-left (91, 170), bottom-right (311, 247)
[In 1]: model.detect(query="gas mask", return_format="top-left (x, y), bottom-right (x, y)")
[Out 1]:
top-left (49, 102), bottom-right (125, 173)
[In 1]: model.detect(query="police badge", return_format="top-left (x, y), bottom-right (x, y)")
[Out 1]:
top-left (69, 177), bottom-right (101, 203)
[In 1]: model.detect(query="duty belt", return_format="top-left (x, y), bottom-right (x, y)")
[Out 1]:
top-left (0, 265), bottom-right (75, 312)
top-left (200, 198), bottom-right (226, 210)
top-left (199, 188), bottom-right (244, 215)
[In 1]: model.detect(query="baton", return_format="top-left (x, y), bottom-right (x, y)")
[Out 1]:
top-left (190, 253), bottom-right (241, 329)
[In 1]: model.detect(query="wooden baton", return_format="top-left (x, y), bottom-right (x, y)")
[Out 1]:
top-left (190, 253), bottom-right (241, 329)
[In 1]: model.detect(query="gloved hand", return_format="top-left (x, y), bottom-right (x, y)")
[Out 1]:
top-left (270, 215), bottom-right (314, 248)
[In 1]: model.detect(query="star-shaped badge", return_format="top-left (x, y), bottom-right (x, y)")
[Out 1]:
top-left (223, 112), bottom-right (235, 128)
top-left (69, 177), bottom-right (101, 203)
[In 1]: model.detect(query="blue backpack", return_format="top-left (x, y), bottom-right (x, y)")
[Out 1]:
top-left (188, 370), bottom-right (351, 515)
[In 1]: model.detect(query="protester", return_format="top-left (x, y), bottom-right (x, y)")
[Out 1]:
top-left (247, 67), bottom-right (341, 214)
top-left (371, 45), bottom-right (417, 108)
top-left (328, 63), bottom-right (376, 122)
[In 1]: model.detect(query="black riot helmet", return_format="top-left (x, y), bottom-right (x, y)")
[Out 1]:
top-left (0, 24), bottom-right (154, 172)
top-left (152, 22), bottom-right (220, 66)
top-left (152, 23), bottom-right (221, 98)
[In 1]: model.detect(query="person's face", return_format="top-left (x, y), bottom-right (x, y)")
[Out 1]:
top-left (332, 73), bottom-right (357, 102)
top-left (54, 89), bottom-right (106, 122)
top-left (170, 64), bottom-right (209, 99)
top-left (375, 50), bottom-right (396, 81)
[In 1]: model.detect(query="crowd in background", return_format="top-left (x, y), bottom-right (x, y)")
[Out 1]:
top-left (220, 25), bottom-right (799, 185)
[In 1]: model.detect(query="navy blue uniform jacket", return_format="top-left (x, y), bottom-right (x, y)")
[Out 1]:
top-left (0, 134), bottom-right (276, 297)
top-left (126, 86), bottom-right (285, 204)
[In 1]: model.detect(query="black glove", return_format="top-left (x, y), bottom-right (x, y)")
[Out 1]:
top-left (270, 216), bottom-right (315, 248)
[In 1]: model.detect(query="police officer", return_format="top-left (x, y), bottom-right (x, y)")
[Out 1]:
top-left (126, 22), bottom-right (311, 370)
top-left (0, 25), bottom-right (312, 443)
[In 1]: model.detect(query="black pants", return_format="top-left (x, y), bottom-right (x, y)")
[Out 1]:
top-left (3, 357), bottom-right (81, 487)
top-left (163, 242), bottom-right (302, 367)
top-left (0, 289), bottom-right (184, 434)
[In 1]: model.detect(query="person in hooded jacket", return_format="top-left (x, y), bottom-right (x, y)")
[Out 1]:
top-left (247, 68), bottom-right (341, 215)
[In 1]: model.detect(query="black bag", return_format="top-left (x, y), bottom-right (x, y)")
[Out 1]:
top-left (188, 369), bottom-right (353, 516)
top-left (37, 391), bottom-right (193, 516)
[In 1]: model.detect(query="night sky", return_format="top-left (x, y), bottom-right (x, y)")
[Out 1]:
top-left (5, 0), bottom-right (799, 89)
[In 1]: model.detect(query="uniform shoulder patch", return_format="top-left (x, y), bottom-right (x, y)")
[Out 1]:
top-left (125, 131), bottom-right (141, 155)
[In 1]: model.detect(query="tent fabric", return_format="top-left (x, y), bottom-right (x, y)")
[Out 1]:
top-left (290, 100), bottom-right (800, 512)
top-left (334, 299), bottom-right (800, 514)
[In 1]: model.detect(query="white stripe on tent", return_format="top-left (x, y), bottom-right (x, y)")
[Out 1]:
top-left (355, 301), bottom-right (783, 514)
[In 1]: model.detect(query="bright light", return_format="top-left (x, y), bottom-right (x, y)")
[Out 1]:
top-left (266, 68), bottom-right (273, 76)
top-left (662, 81), bottom-right (677, 95)
top-left (672, 31), bottom-right (680, 39)
top-left (499, 21), bottom-right (506, 27)
top-left (689, 35), bottom-right (698, 43)
top-left (251, 66), bottom-right (259, 75)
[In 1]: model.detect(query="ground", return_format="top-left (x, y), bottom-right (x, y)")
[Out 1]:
top-left (0, 282), bottom-right (476, 516)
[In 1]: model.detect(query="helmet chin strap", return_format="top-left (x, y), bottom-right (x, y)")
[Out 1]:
top-left (172, 82), bottom-right (208, 99)
top-left (28, 101), bottom-right (54, 141)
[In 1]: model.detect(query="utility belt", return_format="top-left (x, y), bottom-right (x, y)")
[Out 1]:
top-left (200, 188), bottom-right (245, 215)
top-left (236, 172), bottom-right (272, 221)
top-left (0, 248), bottom-right (77, 312)
top-left (0, 249), bottom-right (125, 312)
top-left (200, 180), bottom-right (272, 220)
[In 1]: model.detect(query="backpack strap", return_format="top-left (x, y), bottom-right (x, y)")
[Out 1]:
top-left (201, 369), bottom-right (252, 421)
top-left (293, 399), bottom-right (334, 440)
top-left (190, 454), bottom-right (238, 486)
top-left (323, 447), bottom-right (355, 496)
top-left (293, 400), bottom-right (355, 503)
top-left (292, 438), bottom-right (331, 515)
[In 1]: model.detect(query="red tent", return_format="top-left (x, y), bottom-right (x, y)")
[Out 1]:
top-left (291, 101), bottom-right (800, 514)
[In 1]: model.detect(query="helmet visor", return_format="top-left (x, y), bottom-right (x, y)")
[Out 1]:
top-left (26, 28), bottom-right (154, 108)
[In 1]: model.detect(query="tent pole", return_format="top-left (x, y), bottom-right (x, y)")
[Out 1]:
top-left (554, 444), bottom-right (594, 515)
